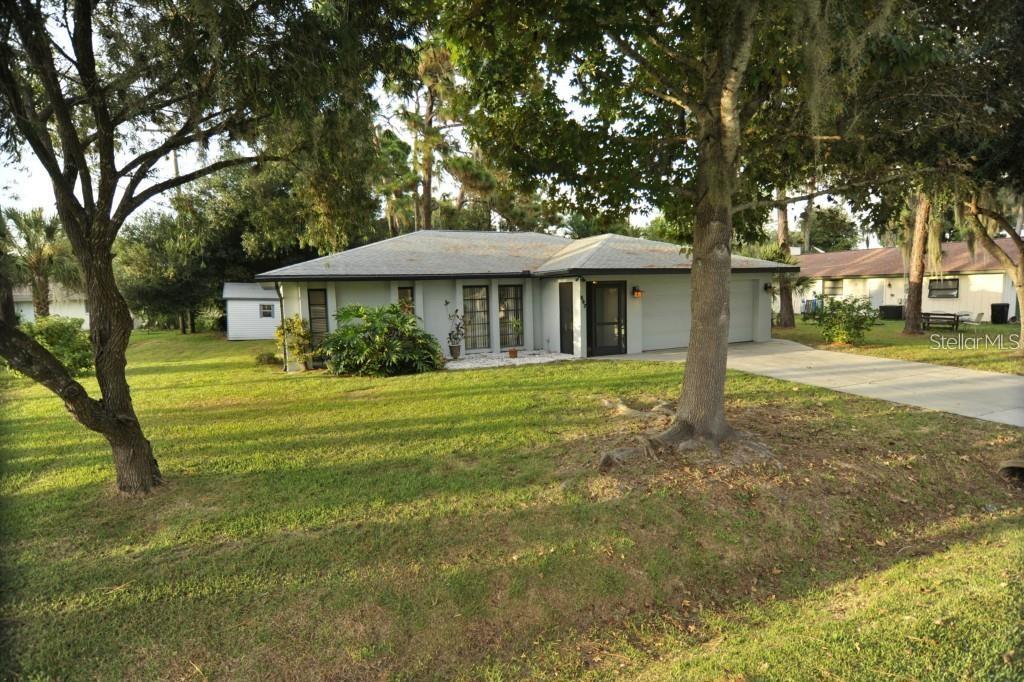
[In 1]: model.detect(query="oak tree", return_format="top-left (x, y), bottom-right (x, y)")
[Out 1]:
top-left (0, 0), bottom-right (411, 493)
top-left (446, 0), bottom-right (897, 448)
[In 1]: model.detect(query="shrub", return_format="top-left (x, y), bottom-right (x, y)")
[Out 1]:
top-left (20, 316), bottom-right (93, 376)
top-left (255, 351), bottom-right (281, 366)
top-left (276, 314), bottom-right (312, 366)
top-left (816, 295), bottom-right (878, 345)
top-left (196, 305), bottom-right (226, 332)
top-left (319, 304), bottom-right (444, 377)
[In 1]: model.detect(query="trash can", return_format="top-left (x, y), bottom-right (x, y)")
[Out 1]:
top-left (991, 302), bottom-right (1010, 324)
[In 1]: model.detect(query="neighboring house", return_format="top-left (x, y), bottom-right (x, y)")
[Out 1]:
top-left (222, 282), bottom-right (282, 340)
top-left (13, 285), bottom-right (91, 328)
top-left (255, 231), bottom-right (795, 362)
top-left (795, 238), bottom-right (1020, 321)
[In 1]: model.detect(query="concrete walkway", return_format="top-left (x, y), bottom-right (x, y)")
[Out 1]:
top-left (624, 339), bottom-right (1024, 428)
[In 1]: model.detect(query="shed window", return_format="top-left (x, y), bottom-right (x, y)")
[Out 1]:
top-left (259, 303), bottom-right (275, 318)
top-left (928, 278), bottom-right (959, 299)
top-left (397, 286), bottom-right (414, 313)
top-left (822, 280), bottom-right (843, 297)
top-left (463, 286), bottom-right (490, 350)
top-left (499, 285), bottom-right (524, 348)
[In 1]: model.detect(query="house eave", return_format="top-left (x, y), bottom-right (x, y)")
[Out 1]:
top-left (256, 265), bottom-right (799, 282)
top-left (806, 268), bottom-right (1004, 279)
top-left (539, 266), bottom-right (800, 277)
top-left (254, 271), bottom-right (535, 282)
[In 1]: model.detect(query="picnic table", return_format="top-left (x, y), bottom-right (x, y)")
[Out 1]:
top-left (921, 312), bottom-right (961, 330)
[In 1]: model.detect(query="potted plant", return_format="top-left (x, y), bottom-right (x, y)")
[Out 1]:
top-left (447, 309), bottom-right (465, 359)
top-left (506, 318), bottom-right (523, 358)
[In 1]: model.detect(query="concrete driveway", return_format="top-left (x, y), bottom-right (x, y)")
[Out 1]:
top-left (627, 339), bottom-right (1024, 428)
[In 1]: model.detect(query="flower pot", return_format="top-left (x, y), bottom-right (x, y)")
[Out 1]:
top-left (507, 348), bottom-right (518, 359)
top-left (449, 345), bottom-right (461, 360)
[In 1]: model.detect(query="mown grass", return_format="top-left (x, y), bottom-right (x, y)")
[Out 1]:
top-left (774, 318), bottom-right (1024, 375)
top-left (1, 331), bottom-right (1022, 680)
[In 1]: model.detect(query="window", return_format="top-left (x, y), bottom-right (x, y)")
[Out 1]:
top-left (259, 303), bottom-right (275, 318)
top-left (928, 277), bottom-right (959, 299)
top-left (822, 279), bottom-right (843, 297)
top-left (463, 285), bottom-right (490, 350)
top-left (499, 285), bottom-right (524, 348)
top-left (397, 286), bottom-right (414, 313)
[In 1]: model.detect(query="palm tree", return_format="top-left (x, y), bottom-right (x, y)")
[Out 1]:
top-left (3, 208), bottom-right (81, 318)
top-left (738, 241), bottom-right (813, 323)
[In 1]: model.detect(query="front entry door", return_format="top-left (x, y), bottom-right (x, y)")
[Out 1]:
top-left (587, 281), bottom-right (626, 356)
top-left (559, 282), bottom-right (574, 354)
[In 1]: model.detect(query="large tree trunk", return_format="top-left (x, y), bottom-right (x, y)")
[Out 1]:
top-left (775, 189), bottom-right (795, 328)
top-left (656, 136), bottom-right (736, 445)
top-left (903, 192), bottom-right (931, 334)
top-left (83, 254), bottom-right (161, 492)
top-left (31, 271), bottom-right (50, 317)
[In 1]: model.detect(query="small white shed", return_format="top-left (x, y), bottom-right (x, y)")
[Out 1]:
top-left (222, 282), bottom-right (281, 340)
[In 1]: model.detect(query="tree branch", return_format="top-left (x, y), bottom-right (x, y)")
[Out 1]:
top-left (732, 173), bottom-right (914, 214)
top-left (113, 155), bottom-right (270, 226)
top-left (719, 1), bottom-right (758, 164)
top-left (10, 0), bottom-right (94, 212)
top-left (964, 200), bottom-right (1024, 254)
top-left (71, 0), bottom-right (117, 222)
top-left (0, 318), bottom-right (118, 434)
top-left (0, 36), bottom-right (84, 216)
top-left (608, 33), bottom-right (701, 113)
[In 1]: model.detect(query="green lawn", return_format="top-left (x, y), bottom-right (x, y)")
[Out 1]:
top-left (775, 318), bottom-right (1024, 375)
top-left (1, 331), bottom-right (1022, 680)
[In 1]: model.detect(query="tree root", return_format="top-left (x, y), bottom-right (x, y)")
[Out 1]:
top-left (599, 396), bottom-right (674, 418)
top-left (597, 396), bottom-right (778, 471)
top-left (599, 419), bottom-right (778, 471)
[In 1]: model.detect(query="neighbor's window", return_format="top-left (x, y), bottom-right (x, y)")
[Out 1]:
top-left (259, 303), bottom-right (275, 318)
top-left (463, 285), bottom-right (490, 350)
top-left (822, 279), bottom-right (843, 297)
top-left (397, 286), bottom-right (414, 313)
top-left (928, 277), bottom-right (959, 299)
top-left (499, 285), bottom-right (524, 348)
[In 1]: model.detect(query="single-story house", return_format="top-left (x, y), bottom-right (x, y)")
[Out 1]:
top-left (254, 231), bottom-right (795, 363)
top-left (794, 238), bottom-right (1020, 321)
top-left (13, 285), bottom-right (91, 328)
top-left (222, 282), bottom-right (282, 340)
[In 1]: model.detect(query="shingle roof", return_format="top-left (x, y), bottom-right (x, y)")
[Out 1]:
top-left (798, 238), bottom-right (1019, 278)
top-left (222, 282), bottom-right (280, 300)
top-left (255, 231), bottom-right (797, 281)
top-left (536, 233), bottom-right (788, 274)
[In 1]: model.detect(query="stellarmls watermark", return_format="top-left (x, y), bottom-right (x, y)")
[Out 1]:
top-left (930, 333), bottom-right (1022, 350)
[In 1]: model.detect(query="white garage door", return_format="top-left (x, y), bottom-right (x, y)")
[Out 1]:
top-left (728, 280), bottom-right (755, 342)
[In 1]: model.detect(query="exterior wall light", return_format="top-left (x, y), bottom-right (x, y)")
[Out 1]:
top-left (632, 286), bottom-right (644, 299)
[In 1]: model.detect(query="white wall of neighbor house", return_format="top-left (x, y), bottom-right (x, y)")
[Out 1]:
top-left (15, 299), bottom-right (91, 328)
top-left (792, 272), bottom-right (1015, 321)
top-left (226, 299), bottom-right (281, 340)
